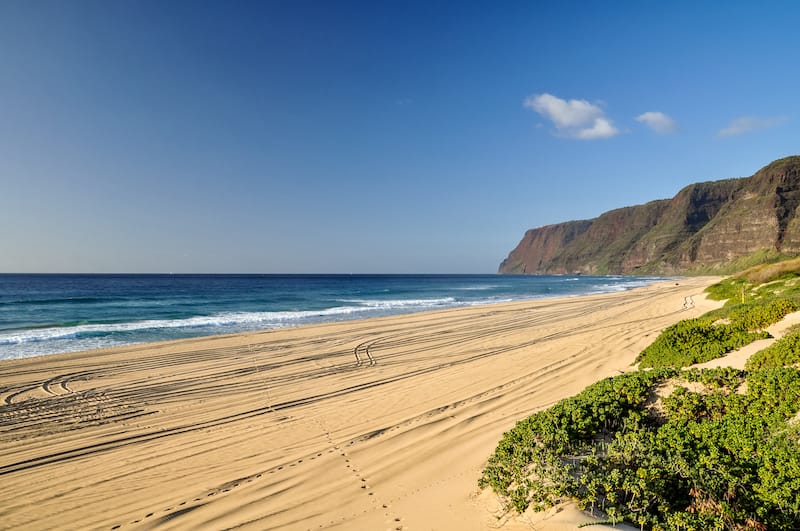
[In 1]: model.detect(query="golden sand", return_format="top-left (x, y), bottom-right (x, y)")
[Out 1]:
top-left (0, 277), bottom-right (719, 530)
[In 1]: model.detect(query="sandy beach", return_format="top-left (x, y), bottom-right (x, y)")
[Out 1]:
top-left (0, 277), bottom-right (719, 530)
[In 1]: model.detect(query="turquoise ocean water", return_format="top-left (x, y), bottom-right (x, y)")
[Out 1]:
top-left (0, 274), bottom-right (664, 360)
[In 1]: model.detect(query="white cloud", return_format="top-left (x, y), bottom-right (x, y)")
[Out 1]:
top-left (575, 118), bottom-right (618, 139)
top-left (524, 93), bottom-right (618, 140)
top-left (635, 111), bottom-right (677, 133)
top-left (718, 115), bottom-right (787, 137)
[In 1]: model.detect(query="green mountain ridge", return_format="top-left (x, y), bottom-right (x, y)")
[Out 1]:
top-left (499, 156), bottom-right (800, 275)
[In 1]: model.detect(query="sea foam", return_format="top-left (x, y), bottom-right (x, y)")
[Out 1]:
top-left (0, 274), bottom-right (665, 360)
top-left (0, 297), bottom-right (462, 346)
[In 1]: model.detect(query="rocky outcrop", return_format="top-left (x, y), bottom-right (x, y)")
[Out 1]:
top-left (499, 156), bottom-right (800, 275)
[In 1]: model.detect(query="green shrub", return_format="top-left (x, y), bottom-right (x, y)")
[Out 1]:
top-left (636, 299), bottom-right (797, 369)
top-left (479, 370), bottom-right (672, 511)
top-left (635, 318), bottom-right (768, 368)
top-left (480, 368), bottom-right (800, 530)
top-left (728, 299), bottom-right (799, 330)
top-left (747, 333), bottom-right (800, 370)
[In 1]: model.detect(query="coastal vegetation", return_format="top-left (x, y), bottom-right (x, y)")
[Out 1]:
top-left (634, 317), bottom-right (769, 369)
top-left (746, 325), bottom-right (800, 370)
top-left (634, 299), bottom-right (797, 369)
top-left (482, 259), bottom-right (800, 529)
top-left (480, 367), bottom-right (800, 529)
top-left (635, 258), bottom-right (800, 369)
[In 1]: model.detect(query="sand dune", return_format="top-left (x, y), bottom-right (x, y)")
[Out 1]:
top-left (0, 277), bottom-right (718, 530)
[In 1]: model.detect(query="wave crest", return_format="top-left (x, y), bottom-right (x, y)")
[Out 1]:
top-left (0, 297), bottom-right (462, 346)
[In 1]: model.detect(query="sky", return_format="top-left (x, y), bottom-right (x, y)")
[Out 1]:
top-left (1, 0), bottom-right (798, 274)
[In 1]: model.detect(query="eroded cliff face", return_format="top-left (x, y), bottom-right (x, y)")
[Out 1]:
top-left (498, 220), bottom-right (592, 274)
top-left (499, 156), bottom-right (800, 275)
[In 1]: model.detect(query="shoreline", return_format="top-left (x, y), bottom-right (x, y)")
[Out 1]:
top-left (0, 277), bottom-right (719, 530)
top-left (0, 274), bottom-right (668, 361)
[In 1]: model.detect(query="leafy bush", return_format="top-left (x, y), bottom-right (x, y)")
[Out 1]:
top-left (746, 332), bottom-right (800, 370)
top-left (727, 299), bottom-right (799, 330)
top-left (480, 368), bottom-right (800, 530)
top-left (635, 318), bottom-right (768, 368)
top-left (479, 370), bottom-right (672, 512)
top-left (636, 300), bottom-right (797, 369)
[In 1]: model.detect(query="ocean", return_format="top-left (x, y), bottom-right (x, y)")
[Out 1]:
top-left (0, 274), bottom-right (664, 360)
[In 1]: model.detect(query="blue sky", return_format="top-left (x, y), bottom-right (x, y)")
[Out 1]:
top-left (1, 1), bottom-right (798, 273)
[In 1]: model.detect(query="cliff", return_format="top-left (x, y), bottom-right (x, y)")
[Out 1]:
top-left (499, 156), bottom-right (800, 275)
